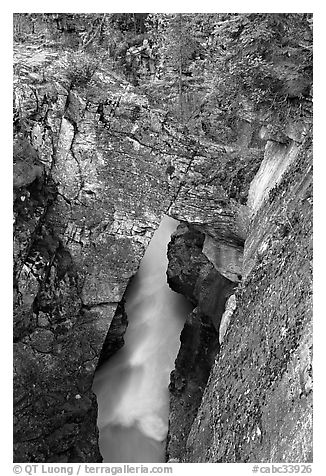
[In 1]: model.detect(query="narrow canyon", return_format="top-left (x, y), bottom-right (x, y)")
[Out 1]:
top-left (93, 216), bottom-right (192, 462)
top-left (13, 13), bottom-right (313, 464)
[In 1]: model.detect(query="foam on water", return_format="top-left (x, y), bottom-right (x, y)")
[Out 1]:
top-left (93, 216), bottom-right (192, 462)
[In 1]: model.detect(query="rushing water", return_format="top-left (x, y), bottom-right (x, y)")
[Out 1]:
top-left (92, 215), bottom-right (192, 463)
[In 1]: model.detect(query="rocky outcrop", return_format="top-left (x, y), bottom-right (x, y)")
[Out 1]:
top-left (13, 16), bottom-right (312, 464)
top-left (177, 132), bottom-right (312, 462)
top-left (162, 37), bottom-right (313, 457)
top-left (166, 225), bottom-right (235, 461)
top-left (168, 149), bottom-right (255, 248)
top-left (13, 38), bottom-right (266, 463)
top-left (13, 44), bottom-right (197, 462)
top-left (95, 299), bottom-right (128, 368)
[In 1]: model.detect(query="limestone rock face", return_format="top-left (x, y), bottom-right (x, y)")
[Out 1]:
top-left (202, 235), bottom-right (243, 283)
top-left (247, 140), bottom-right (300, 216)
top-left (168, 152), bottom-right (251, 248)
top-left (96, 299), bottom-right (128, 368)
top-left (13, 26), bottom-right (313, 465)
top-left (166, 224), bottom-right (235, 461)
top-left (219, 294), bottom-right (237, 345)
top-left (183, 136), bottom-right (313, 463)
top-left (13, 44), bottom-right (195, 463)
top-left (166, 224), bottom-right (207, 304)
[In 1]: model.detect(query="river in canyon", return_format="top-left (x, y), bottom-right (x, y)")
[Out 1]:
top-left (92, 215), bottom-right (192, 463)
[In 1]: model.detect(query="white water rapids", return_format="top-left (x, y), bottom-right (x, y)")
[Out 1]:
top-left (92, 215), bottom-right (192, 462)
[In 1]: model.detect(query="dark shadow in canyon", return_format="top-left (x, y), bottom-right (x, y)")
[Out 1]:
top-left (92, 215), bottom-right (193, 463)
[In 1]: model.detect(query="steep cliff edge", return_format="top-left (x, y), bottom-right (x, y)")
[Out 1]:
top-left (166, 224), bottom-right (235, 461)
top-left (13, 44), bottom-right (197, 462)
top-left (162, 14), bottom-right (312, 457)
top-left (166, 131), bottom-right (312, 462)
top-left (13, 14), bottom-right (312, 464)
top-left (13, 40), bottom-right (258, 462)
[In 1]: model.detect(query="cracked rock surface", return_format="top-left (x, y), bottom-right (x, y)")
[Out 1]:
top-left (13, 31), bottom-right (313, 464)
top-left (13, 39), bottom-right (265, 462)
top-left (182, 137), bottom-right (313, 463)
top-left (166, 224), bottom-right (235, 461)
top-left (13, 44), bottom-right (196, 462)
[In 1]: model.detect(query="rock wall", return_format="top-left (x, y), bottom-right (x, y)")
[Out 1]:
top-left (166, 225), bottom-right (235, 461)
top-left (13, 39), bottom-right (263, 463)
top-left (13, 44), bottom-right (196, 462)
top-left (96, 298), bottom-right (128, 368)
top-left (13, 22), bottom-right (313, 464)
top-left (167, 129), bottom-right (312, 462)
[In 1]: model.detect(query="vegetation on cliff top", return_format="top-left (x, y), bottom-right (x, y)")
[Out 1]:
top-left (14, 13), bottom-right (312, 136)
top-left (13, 13), bottom-right (313, 463)
top-left (14, 13), bottom-right (312, 206)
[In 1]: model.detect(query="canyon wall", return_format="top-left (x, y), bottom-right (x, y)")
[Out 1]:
top-left (13, 44), bottom-right (193, 462)
top-left (167, 127), bottom-right (312, 463)
top-left (166, 224), bottom-right (235, 460)
top-left (14, 41), bottom-right (248, 462)
top-left (13, 15), bottom-right (312, 464)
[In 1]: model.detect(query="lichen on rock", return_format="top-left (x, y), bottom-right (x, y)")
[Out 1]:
top-left (13, 13), bottom-right (313, 464)
top-left (13, 37), bottom-right (195, 463)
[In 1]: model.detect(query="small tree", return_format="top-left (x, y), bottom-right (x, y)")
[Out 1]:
top-left (64, 50), bottom-right (100, 88)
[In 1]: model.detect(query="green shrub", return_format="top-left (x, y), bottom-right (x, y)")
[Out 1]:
top-left (64, 51), bottom-right (100, 87)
